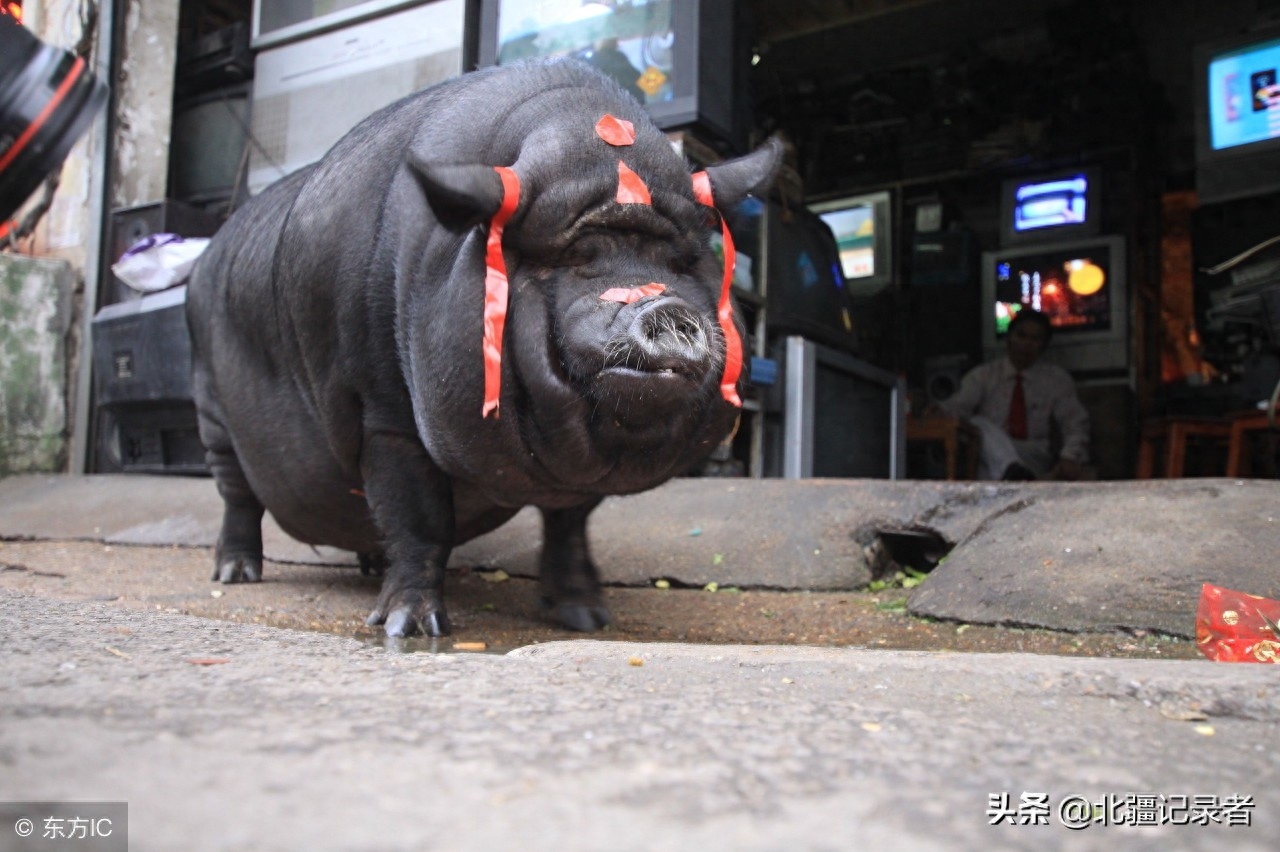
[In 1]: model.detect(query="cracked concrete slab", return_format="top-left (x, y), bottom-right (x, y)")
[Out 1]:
top-left (908, 479), bottom-right (1280, 638)
top-left (0, 474), bottom-right (1025, 588)
top-left (1, 474), bottom-right (1278, 638)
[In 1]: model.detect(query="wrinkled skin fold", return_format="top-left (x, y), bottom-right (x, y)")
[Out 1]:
top-left (186, 59), bottom-right (782, 637)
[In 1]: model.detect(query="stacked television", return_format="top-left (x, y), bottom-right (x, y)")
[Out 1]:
top-left (981, 168), bottom-right (1129, 375)
top-left (476, 0), bottom-right (746, 153)
top-left (1194, 26), bottom-right (1280, 205)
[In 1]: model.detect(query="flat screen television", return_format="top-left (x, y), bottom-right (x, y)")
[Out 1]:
top-left (808, 190), bottom-right (893, 297)
top-left (476, 0), bottom-right (744, 151)
top-left (772, 336), bottom-right (906, 479)
top-left (1195, 26), bottom-right (1280, 204)
top-left (981, 235), bottom-right (1128, 373)
top-left (999, 167), bottom-right (1100, 247)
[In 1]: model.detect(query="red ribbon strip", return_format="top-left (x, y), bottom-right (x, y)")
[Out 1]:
top-left (482, 166), bottom-right (521, 418)
top-left (599, 282), bottom-right (667, 304)
top-left (691, 171), bottom-right (743, 407)
top-left (595, 114), bottom-right (636, 147)
top-left (616, 161), bottom-right (652, 206)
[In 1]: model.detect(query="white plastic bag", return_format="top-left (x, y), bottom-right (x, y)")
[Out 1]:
top-left (111, 233), bottom-right (210, 293)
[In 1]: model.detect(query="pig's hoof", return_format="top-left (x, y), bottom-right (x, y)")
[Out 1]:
top-left (545, 599), bottom-right (612, 632)
top-left (212, 555), bottom-right (262, 583)
top-left (367, 606), bottom-right (452, 638)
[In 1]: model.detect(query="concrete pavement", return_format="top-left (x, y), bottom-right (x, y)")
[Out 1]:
top-left (1, 473), bottom-right (1279, 849)
top-left (2, 474), bottom-right (1279, 635)
top-left (1, 590), bottom-right (1277, 851)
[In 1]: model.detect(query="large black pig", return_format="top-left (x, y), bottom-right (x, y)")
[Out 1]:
top-left (186, 59), bottom-right (781, 637)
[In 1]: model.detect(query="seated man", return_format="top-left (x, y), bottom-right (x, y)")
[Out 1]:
top-left (938, 309), bottom-right (1090, 480)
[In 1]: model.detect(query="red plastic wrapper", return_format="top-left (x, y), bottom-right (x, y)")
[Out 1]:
top-left (1196, 583), bottom-right (1280, 663)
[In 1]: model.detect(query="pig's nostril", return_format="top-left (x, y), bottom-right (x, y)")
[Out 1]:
top-left (642, 309), bottom-right (704, 348)
top-left (632, 307), bottom-right (710, 369)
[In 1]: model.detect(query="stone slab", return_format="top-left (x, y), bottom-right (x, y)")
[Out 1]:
top-left (908, 479), bottom-right (1280, 638)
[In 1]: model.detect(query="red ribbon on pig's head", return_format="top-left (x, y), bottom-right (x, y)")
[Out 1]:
top-left (691, 171), bottom-right (744, 408)
top-left (481, 166), bottom-right (520, 418)
top-left (480, 116), bottom-right (745, 417)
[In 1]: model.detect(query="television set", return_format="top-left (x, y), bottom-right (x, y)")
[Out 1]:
top-left (770, 336), bottom-right (906, 479)
top-left (726, 198), bottom-right (857, 352)
top-left (476, 0), bottom-right (745, 152)
top-left (251, 0), bottom-right (422, 48)
top-left (169, 84), bottom-right (251, 206)
top-left (246, 0), bottom-right (466, 195)
top-left (808, 190), bottom-right (893, 297)
top-left (981, 235), bottom-right (1128, 374)
top-left (999, 168), bottom-right (1101, 246)
top-left (1195, 26), bottom-right (1280, 204)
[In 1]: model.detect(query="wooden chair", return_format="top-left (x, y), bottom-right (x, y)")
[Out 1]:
top-left (1226, 410), bottom-right (1277, 477)
top-left (1135, 416), bottom-right (1232, 478)
top-left (907, 414), bottom-right (980, 480)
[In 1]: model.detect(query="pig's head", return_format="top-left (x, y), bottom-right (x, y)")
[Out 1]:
top-left (407, 95), bottom-right (781, 494)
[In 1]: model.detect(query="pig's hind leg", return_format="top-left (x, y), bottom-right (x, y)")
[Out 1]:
top-left (539, 502), bottom-right (612, 632)
top-left (194, 386), bottom-right (266, 584)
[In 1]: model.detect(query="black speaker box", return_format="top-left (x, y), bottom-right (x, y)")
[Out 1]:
top-left (91, 285), bottom-right (206, 474)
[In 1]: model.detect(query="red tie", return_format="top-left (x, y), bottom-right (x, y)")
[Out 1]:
top-left (1008, 372), bottom-right (1028, 440)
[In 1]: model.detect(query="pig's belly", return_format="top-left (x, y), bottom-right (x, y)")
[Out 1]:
top-left (223, 391), bottom-right (521, 554)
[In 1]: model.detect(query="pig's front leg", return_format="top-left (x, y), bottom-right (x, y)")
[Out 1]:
top-left (360, 431), bottom-right (455, 637)
top-left (539, 501), bottom-right (611, 632)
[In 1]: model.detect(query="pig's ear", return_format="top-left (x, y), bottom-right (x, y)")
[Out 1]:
top-left (700, 136), bottom-right (784, 208)
top-left (407, 155), bottom-right (507, 230)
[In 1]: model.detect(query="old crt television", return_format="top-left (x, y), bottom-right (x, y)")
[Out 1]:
top-left (246, 1), bottom-right (466, 195)
top-left (809, 190), bottom-right (893, 297)
top-left (999, 168), bottom-right (1100, 246)
top-left (1195, 26), bottom-right (1280, 204)
top-left (772, 336), bottom-right (906, 479)
top-left (476, 0), bottom-right (744, 151)
top-left (981, 235), bottom-right (1128, 373)
top-left (169, 85), bottom-right (250, 206)
top-left (729, 198), bottom-right (857, 352)
top-left (251, 0), bottom-right (423, 48)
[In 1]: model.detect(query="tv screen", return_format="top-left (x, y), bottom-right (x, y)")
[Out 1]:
top-left (1195, 26), bottom-right (1280, 204)
top-left (982, 236), bottom-right (1128, 373)
top-left (170, 87), bottom-right (250, 204)
top-left (489, 0), bottom-right (676, 107)
top-left (820, 204), bottom-right (877, 279)
top-left (1206, 34), bottom-right (1280, 151)
top-left (1012, 174), bottom-right (1090, 232)
top-left (992, 244), bottom-right (1113, 337)
top-left (809, 191), bottom-right (892, 296)
top-left (477, 0), bottom-right (741, 149)
top-left (999, 167), bottom-right (1100, 246)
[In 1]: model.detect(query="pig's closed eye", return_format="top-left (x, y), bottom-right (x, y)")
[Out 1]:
top-left (668, 251), bottom-right (700, 277)
top-left (560, 243), bottom-right (598, 268)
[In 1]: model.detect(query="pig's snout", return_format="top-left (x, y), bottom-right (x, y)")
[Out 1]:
top-left (623, 298), bottom-right (714, 374)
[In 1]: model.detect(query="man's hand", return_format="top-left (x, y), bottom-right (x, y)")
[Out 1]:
top-left (1051, 458), bottom-right (1087, 481)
